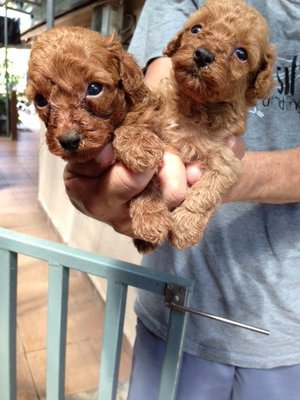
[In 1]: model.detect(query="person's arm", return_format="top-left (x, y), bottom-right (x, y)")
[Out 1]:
top-left (224, 149), bottom-right (300, 204)
top-left (144, 57), bottom-right (172, 88)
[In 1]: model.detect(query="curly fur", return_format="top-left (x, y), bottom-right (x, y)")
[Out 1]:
top-left (131, 0), bottom-right (276, 252)
top-left (26, 26), bottom-right (162, 167)
top-left (26, 2), bottom-right (276, 254)
top-left (26, 26), bottom-right (165, 251)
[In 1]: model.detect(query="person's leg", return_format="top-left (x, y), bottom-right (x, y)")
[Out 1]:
top-left (128, 320), bottom-right (235, 400)
top-left (176, 352), bottom-right (234, 400)
top-left (232, 363), bottom-right (300, 400)
top-left (127, 320), bottom-right (166, 400)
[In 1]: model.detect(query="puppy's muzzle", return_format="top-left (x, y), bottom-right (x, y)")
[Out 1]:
top-left (58, 132), bottom-right (81, 151)
top-left (193, 48), bottom-right (215, 68)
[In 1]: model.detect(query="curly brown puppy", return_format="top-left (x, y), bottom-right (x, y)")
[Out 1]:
top-left (151, 0), bottom-right (275, 250)
top-left (26, 26), bottom-right (172, 252)
top-left (26, 26), bottom-right (162, 166)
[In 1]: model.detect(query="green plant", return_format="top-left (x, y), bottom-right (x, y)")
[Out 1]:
top-left (0, 57), bottom-right (21, 107)
top-left (0, 58), bottom-right (21, 118)
top-left (0, 58), bottom-right (20, 89)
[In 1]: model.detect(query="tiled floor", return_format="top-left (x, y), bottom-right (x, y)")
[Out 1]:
top-left (0, 129), bottom-right (131, 399)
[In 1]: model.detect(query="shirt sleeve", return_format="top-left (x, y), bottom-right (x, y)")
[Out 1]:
top-left (128, 0), bottom-right (199, 68)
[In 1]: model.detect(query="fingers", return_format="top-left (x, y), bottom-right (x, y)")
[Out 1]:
top-left (103, 162), bottom-right (156, 203)
top-left (102, 165), bottom-right (156, 236)
top-left (64, 143), bottom-right (114, 178)
top-left (186, 162), bottom-right (205, 186)
top-left (64, 148), bottom-right (190, 238)
top-left (158, 152), bottom-right (187, 209)
top-left (64, 151), bottom-right (156, 237)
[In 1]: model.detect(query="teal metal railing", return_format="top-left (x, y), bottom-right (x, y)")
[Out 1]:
top-left (0, 227), bottom-right (194, 400)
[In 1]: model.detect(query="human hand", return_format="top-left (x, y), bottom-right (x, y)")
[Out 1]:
top-left (63, 144), bottom-right (187, 237)
top-left (63, 136), bottom-right (245, 236)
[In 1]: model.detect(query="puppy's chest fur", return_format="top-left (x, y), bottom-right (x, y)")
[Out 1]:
top-left (159, 85), bottom-right (247, 166)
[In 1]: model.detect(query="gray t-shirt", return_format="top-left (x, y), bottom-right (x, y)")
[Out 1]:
top-left (129, 0), bottom-right (300, 368)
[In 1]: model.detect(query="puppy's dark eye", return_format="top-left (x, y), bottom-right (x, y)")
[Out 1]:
top-left (234, 48), bottom-right (248, 61)
top-left (191, 25), bottom-right (202, 34)
top-left (35, 94), bottom-right (48, 108)
top-left (87, 83), bottom-right (103, 96)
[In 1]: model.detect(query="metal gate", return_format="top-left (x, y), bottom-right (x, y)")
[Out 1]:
top-left (0, 227), bottom-right (194, 400)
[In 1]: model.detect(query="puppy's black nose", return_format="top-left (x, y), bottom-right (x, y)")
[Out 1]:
top-left (193, 48), bottom-right (215, 68)
top-left (58, 133), bottom-right (81, 151)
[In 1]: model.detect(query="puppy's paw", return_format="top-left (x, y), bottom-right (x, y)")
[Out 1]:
top-left (132, 209), bottom-right (171, 246)
top-left (114, 127), bottom-right (163, 172)
top-left (130, 197), bottom-right (172, 251)
top-left (169, 208), bottom-right (207, 250)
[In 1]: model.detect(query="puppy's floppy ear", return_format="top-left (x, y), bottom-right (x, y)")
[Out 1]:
top-left (119, 48), bottom-right (146, 104)
top-left (246, 44), bottom-right (276, 106)
top-left (104, 32), bottom-right (146, 104)
top-left (163, 31), bottom-right (184, 57)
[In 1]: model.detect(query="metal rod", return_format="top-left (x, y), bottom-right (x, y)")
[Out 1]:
top-left (46, 0), bottom-right (54, 28)
top-left (46, 263), bottom-right (69, 400)
top-left (4, 1), bottom-right (10, 136)
top-left (9, 0), bottom-right (42, 6)
top-left (98, 281), bottom-right (127, 400)
top-left (6, 6), bottom-right (33, 15)
top-left (170, 302), bottom-right (270, 335)
top-left (159, 296), bottom-right (190, 400)
top-left (0, 250), bottom-right (17, 400)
